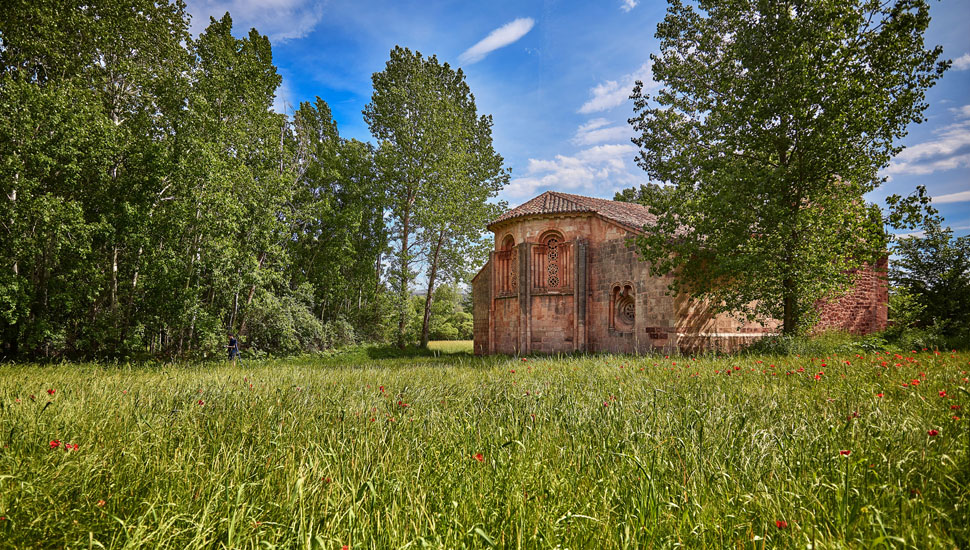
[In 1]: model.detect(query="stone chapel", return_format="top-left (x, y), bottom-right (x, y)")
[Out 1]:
top-left (471, 191), bottom-right (888, 355)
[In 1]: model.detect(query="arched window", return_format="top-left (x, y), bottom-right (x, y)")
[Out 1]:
top-left (539, 231), bottom-right (564, 288)
top-left (501, 234), bottom-right (515, 250)
top-left (611, 283), bottom-right (635, 332)
top-left (498, 234), bottom-right (517, 294)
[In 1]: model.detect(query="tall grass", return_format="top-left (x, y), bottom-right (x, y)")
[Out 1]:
top-left (0, 348), bottom-right (967, 548)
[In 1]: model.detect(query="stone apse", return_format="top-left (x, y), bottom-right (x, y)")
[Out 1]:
top-left (472, 191), bottom-right (888, 355)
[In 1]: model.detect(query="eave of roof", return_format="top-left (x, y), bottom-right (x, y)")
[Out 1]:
top-left (487, 191), bottom-right (656, 233)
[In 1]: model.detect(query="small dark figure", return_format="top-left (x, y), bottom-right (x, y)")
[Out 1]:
top-left (227, 333), bottom-right (239, 362)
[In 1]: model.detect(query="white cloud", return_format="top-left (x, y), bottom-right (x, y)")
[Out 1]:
top-left (952, 53), bottom-right (970, 71)
top-left (272, 77), bottom-right (294, 114)
top-left (459, 18), bottom-right (535, 65)
top-left (620, 0), bottom-right (638, 12)
top-left (185, 0), bottom-right (324, 42)
top-left (886, 105), bottom-right (970, 176)
top-left (573, 118), bottom-right (632, 145)
top-left (933, 190), bottom-right (970, 204)
top-left (504, 143), bottom-right (643, 199)
top-left (578, 61), bottom-right (657, 114)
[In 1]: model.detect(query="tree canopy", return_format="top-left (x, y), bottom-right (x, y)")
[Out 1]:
top-left (626, 0), bottom-right (948, 333)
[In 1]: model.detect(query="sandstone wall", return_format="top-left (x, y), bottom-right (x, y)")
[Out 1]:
top-left (815, 257), bottom-right (889, 334)
top-left (471, 261), bottom-right (490, 355)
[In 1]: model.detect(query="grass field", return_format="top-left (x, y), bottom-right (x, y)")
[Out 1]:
top-left (0, 346), bottom-right (967, 549)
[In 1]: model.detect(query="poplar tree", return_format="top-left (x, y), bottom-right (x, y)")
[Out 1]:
top-left (627, 0), bottom-right (947, 334)
top-left (364, 47), bottom-right (506, 349)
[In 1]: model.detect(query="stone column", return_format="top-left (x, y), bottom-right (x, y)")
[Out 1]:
top-left (487, 251), bottom-right (496, 355)
top-left (574, 240), bottom-right (587, 352)
top-left (518, 242), bottom-right (531, 355)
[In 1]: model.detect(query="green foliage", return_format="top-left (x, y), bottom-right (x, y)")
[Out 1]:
top-left (0, 351), bottom-right (966, 547)
top-left (627, 0), bottom-right (947, 334)
top-left (891, 220), bottom-right (970, 340)
top-left (0, 2), bottom-right (396, 359)
top-left (364, 46), bottom-right (507, 349)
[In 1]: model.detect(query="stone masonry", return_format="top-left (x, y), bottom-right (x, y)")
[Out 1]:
top-left (471, 191), bottom-right (889, 355)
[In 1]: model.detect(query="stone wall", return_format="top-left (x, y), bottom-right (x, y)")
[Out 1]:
top-left (492, 297), bottom-right (520, 354)
top-left (471, 261), bottom-right (490, 355)
top-left (474, 211), bottom-right (888, 356)
top-left (529, 293), bottom-right (575, 354)
top-left (815, 257), bottom-right (889, 334)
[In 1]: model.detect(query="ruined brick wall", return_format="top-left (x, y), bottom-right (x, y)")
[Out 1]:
top-left (815, 257), bottom-right (889, 334)
top-left (472, 262), bottom-right (490, 355)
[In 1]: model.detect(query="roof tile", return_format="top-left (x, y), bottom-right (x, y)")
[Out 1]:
top-left (488, 191), bottom-right (656, 232)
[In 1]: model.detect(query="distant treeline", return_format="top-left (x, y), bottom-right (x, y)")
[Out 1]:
top-left (0, 1), bottom-right (504, 360)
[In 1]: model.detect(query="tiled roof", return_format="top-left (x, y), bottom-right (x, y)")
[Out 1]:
top-left (488, 191), bottom-right (656, 232)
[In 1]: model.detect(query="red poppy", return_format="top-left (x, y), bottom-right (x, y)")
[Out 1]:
top-left (951, 405), bottom-right (962, 410)
top-left (876, 393), bottom-right (884, 398)
top-left (776, 520), bottom-right (788, 529)
top-left (927, 429), bottom-right (939, 436)
top-left (939, 390), bottom-right (947, 397)
top-left (474, 453), bottom-right (484, 462)
top-left (839, 450), bottom-right (850, 456)
top-left (46, 389), bottom-right (55, 395)
top-left (197, 400), bottom-right (204, 406)
top-left (50, 440), bottom-right (60, 449)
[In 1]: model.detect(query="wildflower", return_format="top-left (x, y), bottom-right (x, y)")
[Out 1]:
top-left (50, 440), bottom-right (60, 449)
top-left (47, 389), bottom-right (55, 396)
top-left (474, 453), bottom-right (484, 462)
top-left (927, 429), bottom-right (939, 436)
top-left (839, 450), bottom-right (851, 456)
top-left (939, 390), bottom-right (947, 397)
top-left (954, 416), bottom-right (961, 421)
top-left (97, 500), bottom-right (105, 507)
top-left (951, 405), bottom-right (962, 410)
top-left (876, 393), bottom-right (884, 398)
top-left (197, 400), bottom-right (204, 406)
top-left (65, 443), bottom-right (78, 451)
top-left (776, 520), bottom-right (788, 529)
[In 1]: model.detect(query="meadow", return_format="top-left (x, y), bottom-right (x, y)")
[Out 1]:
top-left (0, 342), bottom-right (967, 549)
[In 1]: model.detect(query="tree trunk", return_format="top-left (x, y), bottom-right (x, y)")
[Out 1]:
top-left (782, 277), bottom-right (798, 335)
top-left (237, 251), bottom-right (267, 336)
top-left (419, 231), bottom-right (445, 348)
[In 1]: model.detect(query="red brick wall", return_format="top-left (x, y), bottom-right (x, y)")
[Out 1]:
top-left (815, 257), bottom-right (889, 334)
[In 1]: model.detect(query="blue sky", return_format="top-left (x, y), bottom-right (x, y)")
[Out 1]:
top-left (184, 0), bottom-right (970, 237)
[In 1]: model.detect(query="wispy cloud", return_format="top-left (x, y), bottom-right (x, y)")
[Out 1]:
top-left (572, 117), bottom-right (632, 145)
top-left (185, 0), bottom-right (324, 42)
top-left (952, 53), bottom-right (970, 71)
top-left (886, 104), bottom-right (970, 176)
top-left (459, 18), bottom-right (535, 65)
top-left (620, 0), bottom-right (638, 12)
top-left (578, 61), bottom-right (656, 114)
top-left (933, 190), bottom-right (970, 204)
top-left (504, 143), bottom-right (643, 199)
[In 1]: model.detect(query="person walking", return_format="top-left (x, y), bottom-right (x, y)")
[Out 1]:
top-left (227, 333), bottom-right (239, 363)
